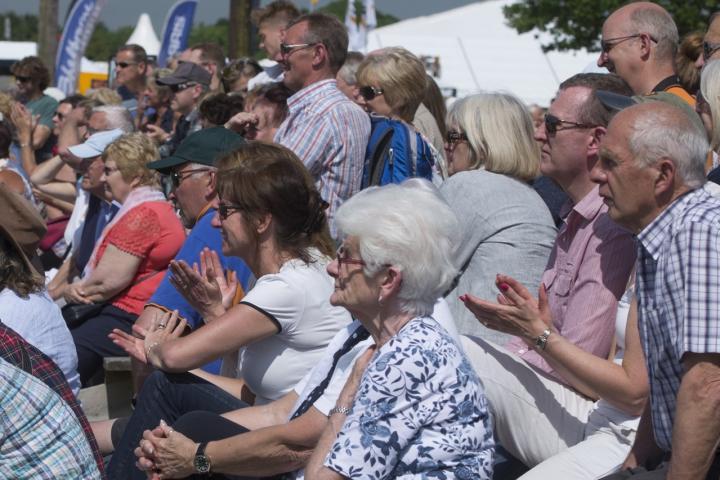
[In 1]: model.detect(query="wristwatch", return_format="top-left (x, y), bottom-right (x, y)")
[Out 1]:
top-left (193, 442), bottom-right (212, 474)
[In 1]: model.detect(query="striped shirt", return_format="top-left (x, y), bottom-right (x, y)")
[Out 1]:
top-left (0, 358), bottom-right (101, 479)
top-left (274, 79), bottom-right (370, 238)
top-left (636, 186), bottom-right (720, 452)
top-left (507, 186), bottom-right (636, 383)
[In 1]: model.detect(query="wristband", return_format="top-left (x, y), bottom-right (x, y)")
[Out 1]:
top-left (534, 329), bottom-right (552, 351)
top-left (329, 406), bottom-right (351, 416)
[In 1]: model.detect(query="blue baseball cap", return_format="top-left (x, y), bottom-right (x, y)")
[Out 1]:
top-left (67, 128), bottom-right (125, 159)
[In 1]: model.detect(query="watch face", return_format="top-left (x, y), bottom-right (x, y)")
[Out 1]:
top-left (194, 454), bottom-right (211, 473)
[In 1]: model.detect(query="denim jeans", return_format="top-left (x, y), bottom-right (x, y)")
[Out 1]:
top-left (106, 370), bottom-right (248, 480)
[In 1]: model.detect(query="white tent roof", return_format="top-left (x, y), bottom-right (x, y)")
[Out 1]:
top-left (126, 13), bottom-right (161, 56)
top-left (367, 0), bottom-right (605, 106)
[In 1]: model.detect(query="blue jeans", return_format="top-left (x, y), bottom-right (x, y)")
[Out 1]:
top-left (106, 370), bottom-right (248, 480)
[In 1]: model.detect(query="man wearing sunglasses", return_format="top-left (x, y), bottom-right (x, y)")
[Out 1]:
top-left (598, 3), bottom-right (694, 106)
top-left (114, 44), bottom-right (148, 116)
top-left (695, 12), bottom-right (720, 70)
top-left (273, 12), bottom-right (370, 238)
top-left (128, 127), bottom-right (252, 388)
top-left (155, 62), bottom-right (211, 158)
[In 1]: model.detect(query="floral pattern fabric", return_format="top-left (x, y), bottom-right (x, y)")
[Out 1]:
top-left (324, 316), bottom-right (494, 479)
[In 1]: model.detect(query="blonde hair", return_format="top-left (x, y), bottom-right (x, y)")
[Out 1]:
top-left (446, 92), bottom-right (539, 181)
top-left (86, 87), bottom-right (123, 106)
top-left (701, 60), bottom-right (720, 153)
top-left (357, 47), bottom-right (427, 122)
top-left (103, 133), bottom-right (159, 187)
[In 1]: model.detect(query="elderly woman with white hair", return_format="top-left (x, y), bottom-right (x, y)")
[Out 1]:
top-left (305, 179), bottom-right (494, 479)
top-left (440, 92), bottom-right (557, 342)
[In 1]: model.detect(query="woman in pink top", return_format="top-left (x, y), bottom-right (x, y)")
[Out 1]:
top-left (66, 133), bottom-right (185, 386)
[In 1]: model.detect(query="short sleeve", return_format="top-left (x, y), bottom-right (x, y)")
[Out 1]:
top-left (240, 275), bottom-right (303, 333)
top-left (106, 205), bottom-right (161, 258)
top-left (29, 96), bottom-right (58, 129)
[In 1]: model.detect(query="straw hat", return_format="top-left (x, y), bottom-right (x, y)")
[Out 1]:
top-left (0, 183), bottom-right (46, 275)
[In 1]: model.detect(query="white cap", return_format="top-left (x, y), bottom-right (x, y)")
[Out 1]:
top-left (67, 129), bottom-right (124, 159)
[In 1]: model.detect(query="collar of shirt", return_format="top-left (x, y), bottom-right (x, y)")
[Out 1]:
top-left (195, 202), bottom-right (214, 224)
top-left (559, 185), bottom-right (604, 226)
top-left (287, 79), bottom-right (339, 113)
top-left (652, 75), bottom-right (682, 93)
top-left (637, 187), bottom-right (704, 261)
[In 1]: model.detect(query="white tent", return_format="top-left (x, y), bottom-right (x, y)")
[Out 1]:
top-left (366, 0), bottom-right (604, 106)
top-left (126, 13), bottom-right (161, 56)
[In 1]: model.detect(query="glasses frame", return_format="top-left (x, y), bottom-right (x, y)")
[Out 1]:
top-left (446, 130), bottom-right (468, 145)
top-left (116, 61), bottom-right (138, 69)
top-left (600, 33), bottom-right (658, 54)
top-left (217, 202), bottom-right (245, 220)
top-left (336, 245), bottom-right (366, 269)
top-left (103, 165), bottom-right (120, 177)
top-left (704, 41), bottom-right (720, 61)
top-left (279, 42), bottom-right (319, 57)
top-left (14, 75), bottom-right (31, 83)
top-left (169, 82), bottom-right (197, 93)
top-left (169, 168), bottom-right (211, 189)
top-left (544, 113), bottom-right (597, 135)
top-left (358, 85), bottom-right (384, 101)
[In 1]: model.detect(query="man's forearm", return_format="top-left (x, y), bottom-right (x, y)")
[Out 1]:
top-left (667, 359), bottom-right (720, 479)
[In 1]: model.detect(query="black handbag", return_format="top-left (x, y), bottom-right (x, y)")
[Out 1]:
top-left (62, 302), bottom-right (106, 329)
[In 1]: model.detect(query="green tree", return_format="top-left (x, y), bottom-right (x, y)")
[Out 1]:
top-left (503, 0), bottom-right (716, 52)
top-left (317, 0), bottom-right (398, 28)
top-left (84, 22), bottom-right (133, 61)
top-left (189, 18), bottom-right (230, 51)
top-left (0, 12), bottom-right (39, 41)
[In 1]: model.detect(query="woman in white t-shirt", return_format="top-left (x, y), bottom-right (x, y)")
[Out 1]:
top-left (106, 142), bottom-right (351, 477)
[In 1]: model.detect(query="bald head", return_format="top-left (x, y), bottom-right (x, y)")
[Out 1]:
top-left (608, 2), bottom-right (678, 61)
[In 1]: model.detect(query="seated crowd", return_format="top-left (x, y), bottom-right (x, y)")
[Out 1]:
top-left (2, 2), bottom-right (720, 479)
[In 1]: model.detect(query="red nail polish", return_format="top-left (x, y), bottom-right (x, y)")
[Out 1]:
top-left (459, 294), bottom-right (468, 302)
top-left (499, 283), bottom-right (509, 292)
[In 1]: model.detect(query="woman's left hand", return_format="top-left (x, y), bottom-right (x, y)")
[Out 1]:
top-left (143, 310), bottom-right (187, 366)
top-left (10, 102), bottom-right (35, 140)
top-left (64, 282), bottom-right (93, 305)
top-left (137, 421), bottom-right (197, 479)
top-left (460, 274), bottom-right (552, 344)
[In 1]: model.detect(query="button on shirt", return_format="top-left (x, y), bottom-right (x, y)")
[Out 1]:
top-left (274, 79), bottom-right (370, 238)
top-left (506, 186), bottom-right (636, 383)
top-left (635, 187), bottom-right (720, 452)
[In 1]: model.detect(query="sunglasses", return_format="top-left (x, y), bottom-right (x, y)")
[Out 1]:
top-left (169, 82), bottom-right (197, 93)
top-left (217, 202), bottom-right (244, 220)
top-left (54, 111), bottom-right (66, 120)
top-left (279, 42), bottom-right (319, 56)
top-left (14, 75), bottom-right (31, 83)
top-left (358, 85), bottom-right (384, 101)
top-left (446, 130), bottom-right (468, 145)
top-left (116, 61), bottom-right (138, 69)
top-left (544, 113), bottom-right (597, 135)
top-left (704, 41), bottom-right (720, 61)
top-left (600, 33), bottom-right (657, 54)
top-left (169, 168), bottom-right (210, 188)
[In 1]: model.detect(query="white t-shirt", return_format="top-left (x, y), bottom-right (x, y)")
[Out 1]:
top-left (236, 251), bottom-right (352, 405)
top-left (0, 289), bottom-right (81, 396)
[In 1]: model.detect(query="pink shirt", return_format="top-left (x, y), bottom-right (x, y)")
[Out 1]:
top-left (506, 186), bottom-right (636, 384)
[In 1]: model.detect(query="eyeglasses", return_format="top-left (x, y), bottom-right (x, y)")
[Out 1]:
top-left (600, 33), bottom-right (657, 54)
top-left (336, 245), bottom-right (366, 268)
top-left (54, 111), bottom-right (66, 120)
top-left (169, 82), bottom-right (197, 93)
top-left (116, 61), bottom-right (138, 69)
top-left (358, 85), bottom-right (384, 101)
top-left (14, 75), bottom-right (31, 83)
top-left (217, 202), bottom-right (244, 220)
top-left (280, 42), bottom-right (319, 57)
top-left (704, 41), bottom-right (720, 61)
top-left (103, 166), bottom-right (120, 176)
top-left (544, 113), bottom-right (597, 135)
top-left (445, 130), bottom-right (468, 145)
top-left (169, 168), bottom-right (211, 188)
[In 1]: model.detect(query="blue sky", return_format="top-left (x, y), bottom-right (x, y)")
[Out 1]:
top-left (0, 0), bottom-right (480, 31)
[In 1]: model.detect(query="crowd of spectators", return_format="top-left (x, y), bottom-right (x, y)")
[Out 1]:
top-left (2, 1), bottom-right (720, 479)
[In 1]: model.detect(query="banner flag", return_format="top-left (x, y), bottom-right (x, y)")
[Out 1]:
top-left (158, 0), bottom-right (198, 68)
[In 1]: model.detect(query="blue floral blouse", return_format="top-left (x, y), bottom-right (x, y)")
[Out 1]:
top-left (324, 316), bottom-right (494, 479)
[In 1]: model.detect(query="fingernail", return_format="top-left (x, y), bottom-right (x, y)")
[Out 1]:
top-left (499, 283), bottom-right (509, 292)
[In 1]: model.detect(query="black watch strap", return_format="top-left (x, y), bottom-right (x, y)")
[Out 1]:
top-left (194, 442), bottom-right (212, 474)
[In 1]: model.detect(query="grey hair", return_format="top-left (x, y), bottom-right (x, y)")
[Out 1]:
top-left (629, 5), bottom-right (679, 62)
top-left (337, 51), bottom-right (364, 86)
top-left (627, 104), bottom-right (707, 189)
top-left (335, 178), bottom-right (460, 316)
top-left (92, 105), bottom-right (134, 133)
top-left (701, 60), bottom-right (720, 152)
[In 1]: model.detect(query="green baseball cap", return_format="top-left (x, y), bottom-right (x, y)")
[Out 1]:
top-left (147, 127), bottom-right (246, 173)
top-left (597, 90), bottom-right (705, 133)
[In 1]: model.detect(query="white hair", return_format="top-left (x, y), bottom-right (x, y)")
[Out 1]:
top-left (701, 59), bottom-right (720, 152)
top-left (92, 105), bottom-right (134, 133)
top-left (335, 178), bottom-right (460, 316)
top-left (627, 104), bottom-right (708, 189)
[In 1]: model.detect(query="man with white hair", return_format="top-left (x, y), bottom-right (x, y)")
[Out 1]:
top-left (594, 102), bottom-right (720, 479)
top-left (598, 2), bottom-right (695, 105)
